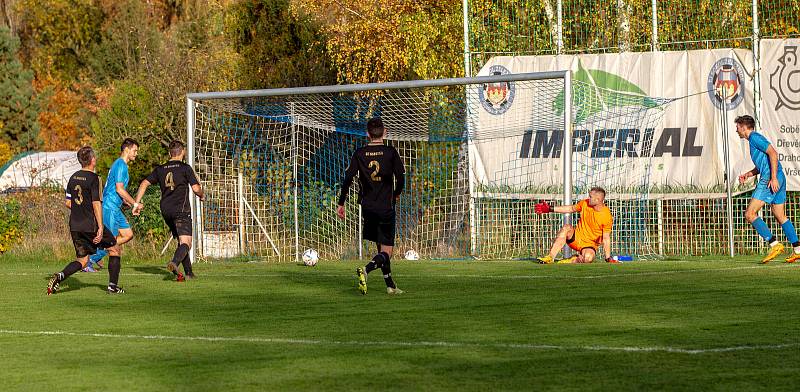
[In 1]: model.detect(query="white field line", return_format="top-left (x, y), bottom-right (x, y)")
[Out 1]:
top-left (1, 264), bottom-right (795, 280)
top-left (0, 329), bottom-right (796, 355)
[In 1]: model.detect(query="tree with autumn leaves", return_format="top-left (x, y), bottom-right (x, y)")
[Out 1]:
top-left (292, 0), bottom-right (464, 84)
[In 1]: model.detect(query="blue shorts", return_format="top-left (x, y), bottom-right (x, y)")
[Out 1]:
top-left (752, 180), bottom-right (787, 205)
top-left (103, 207), bottom-right (130, 236)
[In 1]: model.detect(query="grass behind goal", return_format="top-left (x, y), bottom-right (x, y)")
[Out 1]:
top-left (2, 257), bottom-right (799, 391)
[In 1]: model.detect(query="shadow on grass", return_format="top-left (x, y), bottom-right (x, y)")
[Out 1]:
top-left (46, 276), bottom-right (107, 294)
top-left (132, 266), bottom-right (175, 281)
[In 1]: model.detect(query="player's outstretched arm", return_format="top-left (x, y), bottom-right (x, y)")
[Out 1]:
top-left (132, 179), bottom-right (151, 216)
top-left (534, 202), bottom-right (576, 215)
top-left (133, 179), bottom-right (150, 205)
top-left (191, 184), bottom-right (205, 201)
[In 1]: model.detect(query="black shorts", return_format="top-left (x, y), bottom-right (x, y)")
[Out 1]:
top-left (70, 227), bottom-right (117, 258)
top-left (362, 208), bottom-right (396, 246)
top-left (164, 212), bottom-right (193, 238)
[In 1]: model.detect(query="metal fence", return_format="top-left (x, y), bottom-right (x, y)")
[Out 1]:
top-left (464, 0), bottom-right (800, 256)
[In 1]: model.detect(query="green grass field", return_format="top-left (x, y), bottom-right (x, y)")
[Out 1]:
top-left (1, 256), bottom-right (799, 391)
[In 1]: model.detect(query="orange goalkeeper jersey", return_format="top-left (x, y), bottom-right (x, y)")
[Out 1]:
top-left (573, 199), bottom-right (613, 247)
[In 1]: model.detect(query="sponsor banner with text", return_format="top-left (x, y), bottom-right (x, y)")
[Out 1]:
top-left (760, 39), bottom-right (800, 191)
top-left (471, 49), bottom-right (756, 195)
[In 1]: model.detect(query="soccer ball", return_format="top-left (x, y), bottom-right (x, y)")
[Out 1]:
top-left (404, 249), bottom-right (420, 261)
top-left (302, 249), bottom-right (319, 266)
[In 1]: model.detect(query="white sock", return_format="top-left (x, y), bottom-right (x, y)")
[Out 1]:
top-left (794, 246), bottom-right (800, 254)
top-left (770, 240), bottom-right (780, 247)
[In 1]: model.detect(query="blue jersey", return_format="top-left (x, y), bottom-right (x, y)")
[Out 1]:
top-left (103, 158), bottom-right (129, 209)
top-left (749, 132), bottom-right (785, 185)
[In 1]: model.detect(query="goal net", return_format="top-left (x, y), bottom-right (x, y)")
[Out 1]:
top-left (188, 71), bottom-right (672, 262)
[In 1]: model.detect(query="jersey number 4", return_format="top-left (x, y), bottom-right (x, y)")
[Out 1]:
top-left (165, 172), bottom-right (176, 191)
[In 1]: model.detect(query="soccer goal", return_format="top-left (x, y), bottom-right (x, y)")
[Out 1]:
top-left (186, 71), bottom-right (671, 262)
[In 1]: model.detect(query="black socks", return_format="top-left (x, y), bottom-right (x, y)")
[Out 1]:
top-left (108, 256), bottom-right (121, 286)
top-left (58, 260), bottom-right (83, 281)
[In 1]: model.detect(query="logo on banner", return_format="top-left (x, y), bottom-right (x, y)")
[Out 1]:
top-left (769, 45), bottom-right (800, 111)
top-left (554, 61), bottom-right (662, 124)
top-left (707, 57), bottom-right (745, 110)
top-left (480, 65), bottom-right (516, 115)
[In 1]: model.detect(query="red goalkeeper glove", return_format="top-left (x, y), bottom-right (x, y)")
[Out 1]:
top-left (534, 202), bottom-right (552, 214)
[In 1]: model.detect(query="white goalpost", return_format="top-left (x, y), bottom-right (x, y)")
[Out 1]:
top-left (186, 71), bottom-right (671, 262)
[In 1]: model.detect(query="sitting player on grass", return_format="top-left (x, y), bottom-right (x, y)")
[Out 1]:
top-left (534, 187), bottom-right (616, 264)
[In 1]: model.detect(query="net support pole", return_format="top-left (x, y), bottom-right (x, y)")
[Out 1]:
top-left (186, 97), bottom-right (197, 264)
top-left (238, 170), bottom-right (245, 255)
top-left (463, 0), bottom-right (478, 257)
top-left (291, 104), bottom-right (300, 263)
top-left (722, 98), bottom-right (735, 258)
top-left (752, 0), bottom-right (762, 131)
top-left (562, 71), bottom-right (573, 233)
top-left (651, 0), bottom-right (658, 51)
top-left (358, 205), bottom-right (363, 259)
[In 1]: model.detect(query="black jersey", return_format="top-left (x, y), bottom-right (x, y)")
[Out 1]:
top-left (338, 144), bottom-right (405, 211)
top-left (145, 160), bottom-right (199, 216)
top-left (65, 170), bottom-right (101, 232)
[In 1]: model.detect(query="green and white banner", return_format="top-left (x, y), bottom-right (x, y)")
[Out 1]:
top-left (472, 49), bottom-right (757, 195)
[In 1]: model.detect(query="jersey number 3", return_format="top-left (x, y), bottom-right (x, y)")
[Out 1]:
top-left (368, 161), bottom-right (382, 182)
top-left (73, 185), bottom-right (84, 205)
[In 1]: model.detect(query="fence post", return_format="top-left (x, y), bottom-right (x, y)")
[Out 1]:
top-left (651, 0), bottom-right (659, 51)
top-left (657, 198), bottom-right (664, 255)
top-left (557, 0), bottom-right (563, 54)
top-left (752, 0), bottom-right (762, 131)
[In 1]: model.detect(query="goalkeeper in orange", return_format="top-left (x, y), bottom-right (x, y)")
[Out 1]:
top-left (533, 187), bottom-right (617, 264)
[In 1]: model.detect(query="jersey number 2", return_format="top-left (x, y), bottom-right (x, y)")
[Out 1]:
top-left (368, 161), bottom-right (382, 182)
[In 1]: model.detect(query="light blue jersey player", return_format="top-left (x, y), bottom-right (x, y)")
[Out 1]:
top-left (86, 139), bottom-right (140, 293)
top-left (736, 115), bottom-right (800, 263)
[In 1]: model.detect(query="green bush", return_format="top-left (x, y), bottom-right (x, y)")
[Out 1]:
top-left (127, 188), bottom-right (169, 240)
top-left (0, 197), bottom-right (22, 254)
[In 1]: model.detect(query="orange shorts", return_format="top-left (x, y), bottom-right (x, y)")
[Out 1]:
top-left (567, 233), bottom-right (598, 253)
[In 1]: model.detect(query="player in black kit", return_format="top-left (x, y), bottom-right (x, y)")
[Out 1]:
top-left (47, 146), bottom-right (117, 295)
top-left (133, 140), bottom-right (204, 281)
top-left (337, 118), bottom-right (405, 295)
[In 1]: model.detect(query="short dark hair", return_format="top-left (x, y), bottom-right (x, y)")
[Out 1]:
top-left (120, 138), bottom-right (139, 152)
top-left (77, 146), bottom-right (95, 167)
top-left (367, 118), bottom-right (385, 139)
top-left (590, 187), bottom-right (606, 198)
top-left (169, 140), bottom-right (185, 157)
top-left (734, 115), bottom-right (756, 130)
